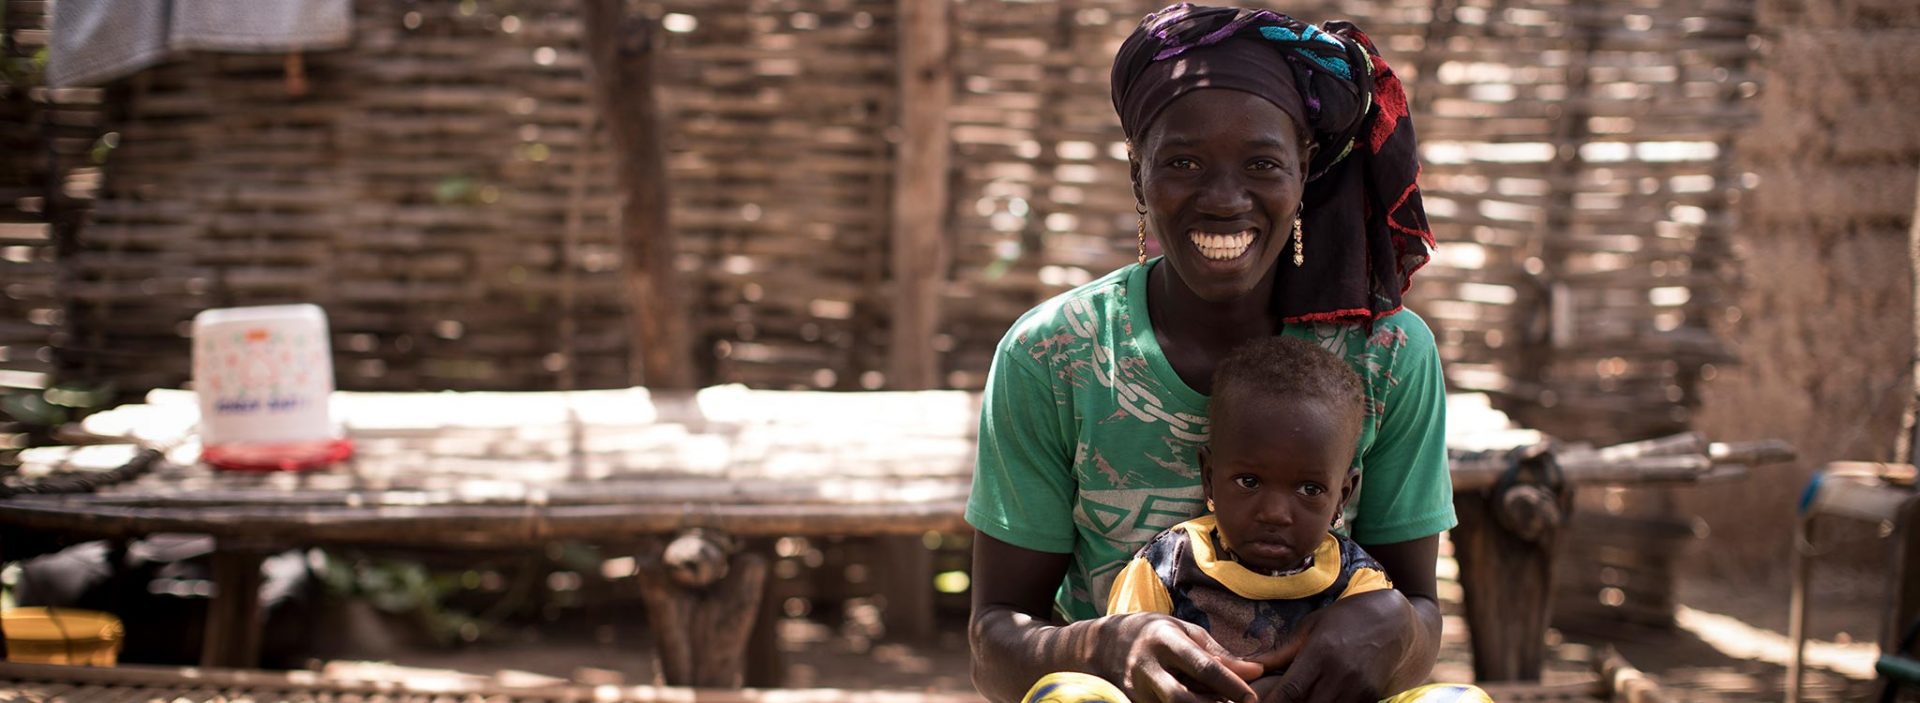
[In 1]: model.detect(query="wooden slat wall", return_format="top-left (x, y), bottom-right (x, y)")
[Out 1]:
top-left (650, 2), bottom-right (898, 390)
top-left (0, 0), bottom-right (102, 393)
top-left (24, 0), bottom-right (1753, 441)
top-left (1402, 0), bottom-right (1754, 444)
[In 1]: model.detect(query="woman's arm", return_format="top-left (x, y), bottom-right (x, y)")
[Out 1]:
top-left (1357, 535), bottom-right (1444, 689)
top-left (970, 532), bottom-right (1260, 703)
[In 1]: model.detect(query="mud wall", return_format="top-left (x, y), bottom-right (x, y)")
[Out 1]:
top-left (1686, 0), bottom-right (1920, 587)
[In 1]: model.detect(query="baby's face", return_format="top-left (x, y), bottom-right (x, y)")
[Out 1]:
top-left (1203, 397), bottom-right (1357, 574)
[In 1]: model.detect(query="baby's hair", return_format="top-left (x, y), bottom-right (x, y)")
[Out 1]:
top-left (1209, 336), bottom-right (1365, 428)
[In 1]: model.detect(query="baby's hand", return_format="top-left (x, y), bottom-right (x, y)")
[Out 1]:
top-left (1242, 609), bottom-right (1323, 675)
top-left (1221, 655), bottom-right (1264, 682)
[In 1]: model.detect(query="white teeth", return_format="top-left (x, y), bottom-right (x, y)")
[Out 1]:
top-left (1189, 230), bottom-right (1255, 261)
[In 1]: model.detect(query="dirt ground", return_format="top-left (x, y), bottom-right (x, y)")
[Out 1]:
top-left (343, 548), bottom-right (1885, 702)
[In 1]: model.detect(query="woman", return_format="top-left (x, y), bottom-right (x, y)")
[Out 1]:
top-left (965, 5), bottom-right (1453, 703)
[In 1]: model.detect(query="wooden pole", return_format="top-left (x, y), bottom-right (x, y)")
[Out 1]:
top-left (745, 537), bottom-right (785, 687)
top-left (885, 0), bottom-right (953, 391)
top-left (876, 534), bottom-right (936, 642)
top-left (1595, 648), bottom-right (1670, 703)
top-left (1451, 448), bottom-right (1572, 682)
top-left (1897, 166), bottom-right (1920, 464)
top-left (578, 1), bottom-right (697, 389)
top-left (876, 0), bottom-right (952, 643)
top-left (635, 530), bottom-right (768, 688)
top-left (200, 547), bottom-right (267, 667)
top-left (0, 535), bottom-right (8, 662)
top-left (1885, 496), bottom-right (1920, 692)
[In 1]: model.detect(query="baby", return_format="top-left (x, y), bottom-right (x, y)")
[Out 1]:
top-left (1105, 335), bottom-right (1384, 652)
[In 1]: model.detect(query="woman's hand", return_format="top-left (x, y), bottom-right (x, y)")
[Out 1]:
top-left (972, 605), bottom-right (1263, 703)
top-left (1084, 612), bottom-right (1264, 703)
top-left (970, 533), bottom-right (1263, 703)
top-left (1243, 589), bottom-right (1432, 703)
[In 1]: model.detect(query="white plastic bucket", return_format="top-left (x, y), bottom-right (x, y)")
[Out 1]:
top-left (191, 304), bottom-right (347, 469)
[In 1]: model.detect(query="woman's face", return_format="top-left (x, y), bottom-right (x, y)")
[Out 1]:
top-left (1134, 89), bottom-right (1314, 303)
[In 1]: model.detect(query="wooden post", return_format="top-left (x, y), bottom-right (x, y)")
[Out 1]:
top-left (1897, 166), bottom-right (1920, 463)
top-left (1886, 497), bottom-right (1920, 663)
top-left (1595, 648), bottom-right (1670, 703)
top-left (1451, 449), bottom-right (1572, 682)
top-left (877, 0), bottom-right (952, 643)
top-left (745, 538), bottom-right (785, 687)
top-left (578, 1), bottom-right (697, 389)
top-left (0, 535), bottom-right (8, 661)
top-left (635, 530), bottom-right (768, 688)
top-left (885, 0), bottom-right (953, 391)
top-left (201, 547), bottom-right (267, 668)
top-left (876, 535), bottom-right (936, 642)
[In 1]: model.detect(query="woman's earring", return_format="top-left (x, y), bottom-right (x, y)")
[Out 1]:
top-left (1292, 215), bottom-right (1305, 267)
top-left (1331, 513), bottom-right (1344, 529)
top-left (1205, 498), bottom-right (1216, 511)
top-left (1136, 206), bottom-right (1149, 266)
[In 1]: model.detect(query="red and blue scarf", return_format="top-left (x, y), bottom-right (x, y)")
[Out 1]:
top-left (1111, 4), bottom-right (1432, 324)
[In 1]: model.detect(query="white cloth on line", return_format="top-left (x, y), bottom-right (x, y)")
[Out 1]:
top-left (47, 0), bottom-right (352, 88)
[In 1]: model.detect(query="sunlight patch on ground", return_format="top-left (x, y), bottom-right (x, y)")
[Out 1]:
top-left (1674, 605), bottom-right (1879, 680)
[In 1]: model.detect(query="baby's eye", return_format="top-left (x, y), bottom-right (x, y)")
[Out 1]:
top-left (1233, 476), bottom-right (1260, 490)
top-left (1298, 483), bottom-right (1326, 497)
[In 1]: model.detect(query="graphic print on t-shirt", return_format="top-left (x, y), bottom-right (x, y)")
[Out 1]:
top-left (1074, 485), bottom-right (1208, 604)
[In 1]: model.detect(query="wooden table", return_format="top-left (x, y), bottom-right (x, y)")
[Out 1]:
top-left (0, 388), bottom-right (1785, 684)
top-left (0, 387), bottom-right (978, 682)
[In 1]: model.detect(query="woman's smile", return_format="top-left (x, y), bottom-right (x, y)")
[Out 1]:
top-left (1189, 228), bottom-right (1258, 261)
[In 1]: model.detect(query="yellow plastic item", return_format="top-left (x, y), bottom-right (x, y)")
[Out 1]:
top-left (1022, 672), bottom-right (1128, 703)
top-left (1382, 683), bottom-right (1496, 703)
top-left (2, 607), bottom-right (123, 665)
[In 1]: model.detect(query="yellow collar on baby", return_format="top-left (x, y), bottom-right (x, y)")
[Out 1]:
top-left (1179, 515), bottom-right (1343, 600)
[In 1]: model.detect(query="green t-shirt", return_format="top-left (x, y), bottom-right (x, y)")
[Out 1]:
top-left (965, 260), bottom-right (1457, 622)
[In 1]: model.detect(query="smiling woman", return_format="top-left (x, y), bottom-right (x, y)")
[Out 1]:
top-left (965, 5), bottom-right (1456, 703)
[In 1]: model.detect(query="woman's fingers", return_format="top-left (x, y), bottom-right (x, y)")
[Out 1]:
top-left (1157, 621), bottom-right (1258, 703)
top-left (1173, 619), bottom-right (1265, 682)
top-left (1132, 659), bottom-right (1249, 703)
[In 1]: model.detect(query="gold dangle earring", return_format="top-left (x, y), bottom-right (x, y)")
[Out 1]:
top-left (1136, 204), bottom-right (1149, 266)
top-left (1292, 210), bottom-right (1305, 267)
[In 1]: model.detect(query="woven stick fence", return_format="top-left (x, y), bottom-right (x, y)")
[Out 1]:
top-left (0, 0), bottom-right (1754, 445)
top-left (0, 0), bottom-right (103, 394)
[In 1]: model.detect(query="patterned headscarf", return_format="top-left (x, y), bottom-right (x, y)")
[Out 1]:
top-left (1112, 3), bottom-right (1432, 325)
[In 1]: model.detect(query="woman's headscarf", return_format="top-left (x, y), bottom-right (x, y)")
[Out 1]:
top-left (1112, 3), bottom-right (1432, 325)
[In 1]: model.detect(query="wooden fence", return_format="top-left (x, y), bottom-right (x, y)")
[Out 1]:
top-left (0, 0), bottom-right (1755, 444)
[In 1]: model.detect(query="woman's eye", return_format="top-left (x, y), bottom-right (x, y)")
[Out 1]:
top-left (1233, 476), bottom-right (1259, 490)
top-left (1168, 158), bottom-right (1199, 171)
top-left (1248, 159), bottom-right (1279, 171)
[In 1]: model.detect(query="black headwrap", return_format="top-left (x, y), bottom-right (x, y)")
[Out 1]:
top-left (1111, 3), bottom-right (1432, 324)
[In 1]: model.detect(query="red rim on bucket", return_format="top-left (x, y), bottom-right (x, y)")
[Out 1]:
top-left (202, 437), bottom-right (354, 472)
